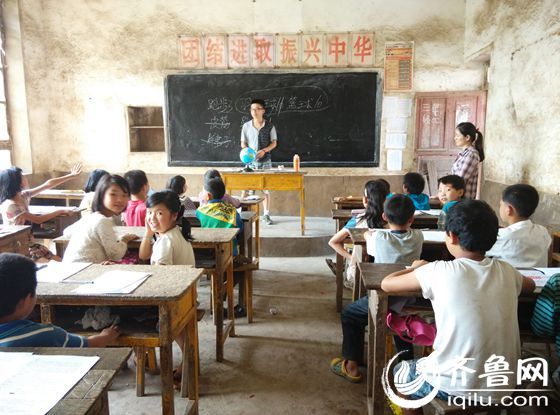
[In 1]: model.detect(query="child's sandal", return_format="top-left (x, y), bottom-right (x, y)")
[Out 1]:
top-left (330, 357), bottom-right (362, 383)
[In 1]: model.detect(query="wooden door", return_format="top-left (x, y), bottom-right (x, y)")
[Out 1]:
top-left (415, 91), bottom-right (486, 194)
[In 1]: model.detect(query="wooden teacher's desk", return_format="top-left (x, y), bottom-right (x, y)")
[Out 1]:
top-left (36, 264), bottom-right (202, 415)
top-left (0, 347), bottom-right (131, 415)
top-left (54, 226), bottom-right (238, 363)
top-left (222, 170), bottom-right (306, 235)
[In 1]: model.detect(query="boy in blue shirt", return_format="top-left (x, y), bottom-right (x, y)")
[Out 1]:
top-left (436, 174), bottom-right (465, 229)
top-left (388, 172), bottom-right (430, 210)
top-left (0, 253), bottom-right (120, 347)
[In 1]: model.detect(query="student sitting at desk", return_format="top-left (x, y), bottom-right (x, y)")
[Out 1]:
top-left (197, 177), bottom-right (248, 316)
top-left (381, 200), bottom-right (535, 414)
top-left (436, 174), bottom-right (465, 230)
top-left (123, 169), bottom-right (149, 227)
top-left (139, 191), bottom-right (195, 388)
top-left (330, 195), bottom-right (423, 383)
top-left (0, 253), bottom-right (120, 347)
top-left (327, 179), bottom-right (388, 289)
top-left (79, 169), bottom-right (123, 225)
top-left (198, 169), bottom-right (240, 208)
top-left (486, 183), bottom-right (551, 267)
top-left (63, 175), bottom-right (137, 263)
top-left (0, 163), bottom-right (82, 262)
top-left (388, 172), bottom-right (430, 211)
top-left (166, 175), bottom-right (197, 211)
top-left (139, 191), bottom-right (195, 266)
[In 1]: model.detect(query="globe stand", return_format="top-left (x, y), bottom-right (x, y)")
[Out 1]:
top-left (242, 164), bottom-right (254, 172)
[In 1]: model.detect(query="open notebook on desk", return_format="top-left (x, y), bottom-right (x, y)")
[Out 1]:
top-left (72, 270), bottom-right (151, 294)
top-left (519, 268), bottom-right (560, 288)
top-left (36, 261), bottom-right (91, 283)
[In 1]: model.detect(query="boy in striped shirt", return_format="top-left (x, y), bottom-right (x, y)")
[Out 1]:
top-left (0, 253), bottom-right (119, 347)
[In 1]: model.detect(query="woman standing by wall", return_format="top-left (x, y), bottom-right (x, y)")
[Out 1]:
top-left (451, 122), bottom-right (485, 199)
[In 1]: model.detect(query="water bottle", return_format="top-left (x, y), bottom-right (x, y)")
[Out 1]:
top-left (293, 154), bottom-right (300, 172)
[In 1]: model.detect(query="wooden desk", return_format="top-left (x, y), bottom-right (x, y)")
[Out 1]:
top-left (332, 196), bottom-right (363, 210)
top-left (0, 347), bottom-right (131, 415)
top-left (358, 263), bottom-right (405, 415)
top-left (347, 228), bottom-right (450, 301)
top-left (330, 210), bottom-right (439, 312)
top-left (333, 196), bottom-right (442, 210)
top-left (222, 170), bottom-right (306, 235)
top-left (31, 189), bottom-right (85, 207)
top-left (185, 210), bottom-right (259, 267)
top-left (29, 205), bottom-right (82, 239)
top-left (54, 226), bottom-right (238, 363)
top-left (332, 209), bottom-right (438, 230)
top-left (0, 225), bottom-right (31, 255)
top-left (37, 264), bottom-right (202, 415)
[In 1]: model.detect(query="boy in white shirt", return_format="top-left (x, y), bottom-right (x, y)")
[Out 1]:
top-left (382, 200), bottom-right (535, 413)
top-left (485, 184), bottom-right (551, 267)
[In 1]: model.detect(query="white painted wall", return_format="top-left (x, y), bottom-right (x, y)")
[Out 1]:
top-left (465, 0), bottom-right (560, 195)
top-left (5, 0), bottom-right (482, 176)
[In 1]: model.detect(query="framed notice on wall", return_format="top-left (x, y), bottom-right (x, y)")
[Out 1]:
top-left (384, 42), bottom-right (414, 91)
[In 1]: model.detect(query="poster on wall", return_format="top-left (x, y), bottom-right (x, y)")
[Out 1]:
top-left (384, 42), bottom-right (414, 91)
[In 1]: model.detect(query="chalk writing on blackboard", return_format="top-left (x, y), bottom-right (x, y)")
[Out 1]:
top-left (205, 115), bottom-right (231, 129)
top-left (201, 132), bottom-right (233, 148)
top-left (235, 86), bottom-right (330, 115)
top-left (207, 97), bottom-right (234, 113)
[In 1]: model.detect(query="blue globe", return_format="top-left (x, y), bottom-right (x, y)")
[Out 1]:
top-left (240, 147), bottom-right (257, 164)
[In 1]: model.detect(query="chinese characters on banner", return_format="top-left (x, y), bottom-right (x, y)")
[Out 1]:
top-left (204, 35), bottom-right (227, 68)
top-left (384, 42), bottom-right (414, 91)
top-left (276, 34), bottom-right (300, 68)
top-left (252, 34), bottom-right (275, 68)
top-left (179, 36), bottom-right (202, 68)
top-left (178, 33), bottom-right (376, 69)
top-left (228, 35), bottom-right (250, 68)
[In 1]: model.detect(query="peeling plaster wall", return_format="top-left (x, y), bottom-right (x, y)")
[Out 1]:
top-left (465, 0), bottom-right (560, 214)
top-left (7, 0), bottom-right (482, 177)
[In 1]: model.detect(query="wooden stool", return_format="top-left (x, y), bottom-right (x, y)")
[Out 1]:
top-left (234, 259), bottom-right (259, 323)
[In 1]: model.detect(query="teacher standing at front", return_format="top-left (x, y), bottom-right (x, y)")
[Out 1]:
top-left (241, 98), bottom-right (278, 225)
top-left (451, 121), bottom-right (485, 199)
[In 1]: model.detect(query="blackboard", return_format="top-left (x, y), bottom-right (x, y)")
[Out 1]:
top-left (164, 72), bottom-right (380, 167)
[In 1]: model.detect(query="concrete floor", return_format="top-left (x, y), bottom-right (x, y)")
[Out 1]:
top-left (108, 255), bottom-right (365, 415)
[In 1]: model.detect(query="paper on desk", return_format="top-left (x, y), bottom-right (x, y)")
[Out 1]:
top-left (417, 209), bottom-right (442, 216)
top-left (535, 268), bottom-right (560, 277)
top-left (0, 353), bottom-right (98, 415)
top-left (422, 231), bottom-right (446, 242)
top-left (519, 270), bottom-right (550, 288)
top-left (36, 261), bottom-right (91, 283)
top-left (73, 270), bottom-right (151, 294)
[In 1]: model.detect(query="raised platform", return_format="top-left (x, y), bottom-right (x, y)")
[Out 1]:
top-left (258, 216), bottom-right (334, 257)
